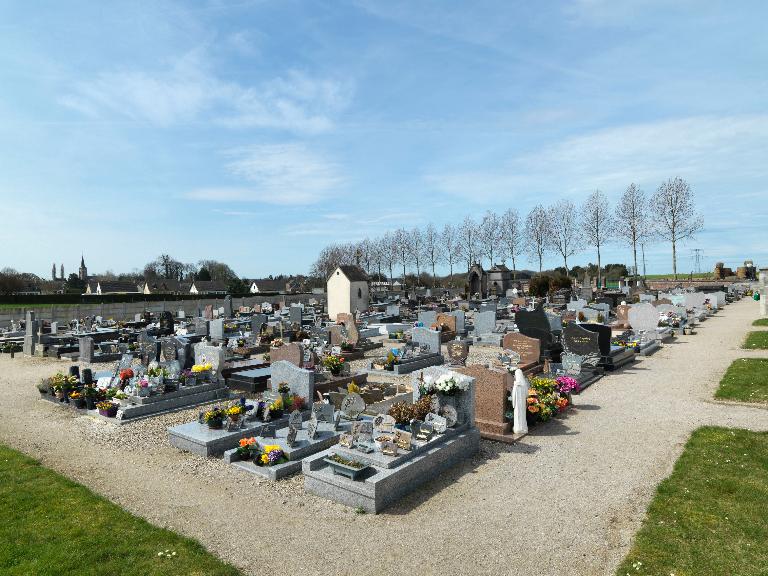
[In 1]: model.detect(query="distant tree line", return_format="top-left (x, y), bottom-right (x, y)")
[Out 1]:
top-left (309, 176), bottom-right (703, 285)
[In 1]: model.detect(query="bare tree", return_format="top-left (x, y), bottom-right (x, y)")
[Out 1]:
top-left (408, 227), bottom-right (425, 282)
top-left (524, 205), bottom-right (550, 272)
top-left (394, 228), bottom-right (411, 286)
top-left (457, 216), bottom-right (478, 271)
top-left (370, 236), bottom-right (384, 280)
top-left (614, 183), bottom-right (651, 279)
top-left (381, 231), bottom-right (398, 284)
top-left (500, 208), bottom-right (524, 279)
top-left (581, 190), bottom-right (613, 288)
top-left (651, 177), bottom-right (703, 279)
top-left (547, 200), bottom-right (582, 276)
top-left (441, 223), bottom-right (460, 286)
top-left (356, 238), bottom-right (373, 275)
top-left (478, 210), bottom-right (501, 267)
top-left (309, 243), bottom-right (354, 280)
top-left (423, 223), bottom-right (440, 287)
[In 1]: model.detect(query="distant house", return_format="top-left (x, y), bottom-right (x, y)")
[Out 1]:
top-left (189, 280), bottom-right (227, 295)
top-left (248, 279), bottom-right (283, 293)
top-left (327, 265), bottom-right (370, 321)
top-left (142, 280), bottom-right (189, 294)
top-left (86, 281), bottom-right (140, 295)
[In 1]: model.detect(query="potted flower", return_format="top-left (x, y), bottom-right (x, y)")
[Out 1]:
top-left (83, 385), bottom-right (98, 409)
top-left (113, 391), bottom-right (129, 406)
top-left (277, 382), bottom-right (291, 407)
top-left (96, 400), bottom-right (118, 418)
top-left (179, 369), bottom-right (196, 387)
top-left (191, 363), bottom-right (213, 382)
top-left (256, 444), bottom-right (287, 467)
top-left (322, 354), bottom-right (345, 376)
top-left (387, 402), bottom-right (413, 430)
top-left (137, 377), bottom-right (151, 397)
top-left (226, 404), bottom-right (245, 424)
top-left (236, 437), bottom-right (257, 461)
top-left (554, 375), bottom-right (580, 403)
top-left (69, 390), bottom-right (86, 409)
top-left (203, 407), bottom-right (227, 429)
top-left (267, 397), bottom-right (284, 419)
top-left (119, 368), bottom-right (134, 390)
top-left (147, 366), bottom-right (167, 388)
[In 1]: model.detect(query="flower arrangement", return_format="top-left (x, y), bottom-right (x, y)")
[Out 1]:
top-left (50, 372), bottom-right (78, 392)
top-left (419, 372), bottom-right (470, 396)
top-left (203, 406), bottom-right (227, 428)
top-left (555, 375), bottom-right (580, 395)
top-left (387, 401), bottom-right (413, 425)
top-left (410, 394), bottom-right (433, 421)
top-left (147, 366), bottom-right (168, 378)
top-left (347, 381), bottom-right (360, 394)
top-left (224, 323), bottom-right (238, 331)
top-left (268, 396), bottom-right (284, 417)
top-left (257, 444), bottom-right (287, 466)
top-left (277, 382), bottom-right (290, 394)
top-left (271, 338), bottom-right (285, 348)
top-left (340, 340), bottom-right (355, 352)
top-left (526, 376), bottom-right (569, 422)
top-left (322, 354), bottom-right (345, 376)
top-left (119, 368), bottom-right (134, 381)
top-left (96, 401), bottom-right (119, 417)
top-left (226, 404), bottom-right (245, 421)
top-left (191, 363), bottom-right (213, 374)
top-left (236, 437), bottom-right (257, 460)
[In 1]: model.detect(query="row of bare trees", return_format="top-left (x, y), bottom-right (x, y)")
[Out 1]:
top-left (310, 177), bottom-right (702, 285)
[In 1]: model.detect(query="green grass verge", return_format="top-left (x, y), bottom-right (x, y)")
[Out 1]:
top-left (743, 331), bottom-right (768, 349)
top-left (753, 318), bottom-right (768, 327)
top-left (617, 427), bottom-right (768, 576)
top-left (715, 358), bottom-right (768, 403)
top-left (0, 445), bottom-right (242, 576)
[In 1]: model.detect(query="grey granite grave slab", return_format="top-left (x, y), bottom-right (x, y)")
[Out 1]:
top-left (411, 327), bottom-right (441, 354)
top-left (269, 360), bottom-right (315, 400)
top-left (303, 427), bottom-right (480, 513)
top-left (473, 310), bottom-right (496, 336)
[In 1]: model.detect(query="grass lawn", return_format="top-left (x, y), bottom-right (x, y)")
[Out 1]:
top-left (753, 318), bottom-right (768, 327)
top-left (715, 358), bottom-right (768, 403)
top-left (617, 427), bottom-right (768, 576)
top-left (0, 445), bottom-right (242, 576)
top-left (743, 331), bottom-right (768, 349)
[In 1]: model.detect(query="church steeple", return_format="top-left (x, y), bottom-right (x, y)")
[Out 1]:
top-left (78, 255), bottom-right (88, 282)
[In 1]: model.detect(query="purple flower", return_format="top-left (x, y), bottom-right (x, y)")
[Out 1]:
top-left (267, 449), bottom-right (284, 464)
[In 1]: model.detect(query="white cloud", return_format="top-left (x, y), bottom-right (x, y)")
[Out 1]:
top-left (426, 114), bottom-right (768, 203)
top-left (187, 143), bottom-right (344, 205)
top-left (61, 52), bottom-right (353, 132)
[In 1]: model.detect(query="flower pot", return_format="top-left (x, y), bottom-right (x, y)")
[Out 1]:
top-left (85, 397), bottom-right (96, 410)
top-left (98, 405), bottom-right (118, 418)
top-left (207, 418), bottom-right (224, 430)
top-left (73, 398), bottom-right (87, 409)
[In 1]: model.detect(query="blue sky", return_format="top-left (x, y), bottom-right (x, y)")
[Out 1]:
top-left (0, 0), bottom-right (766, 278)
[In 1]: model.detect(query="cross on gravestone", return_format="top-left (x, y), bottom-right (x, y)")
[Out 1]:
top-left (502, 332), bottom-right (541, 366)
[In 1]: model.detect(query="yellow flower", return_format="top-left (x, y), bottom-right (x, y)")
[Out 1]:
top-left (260, 454), bottom-right (269, 464)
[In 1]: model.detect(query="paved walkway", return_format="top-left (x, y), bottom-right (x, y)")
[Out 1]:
top-left (0, 299), bottom-right (766, 576)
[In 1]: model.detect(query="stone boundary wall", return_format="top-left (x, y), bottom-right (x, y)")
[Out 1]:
top-left (0, 294), bottom-right (326, 328)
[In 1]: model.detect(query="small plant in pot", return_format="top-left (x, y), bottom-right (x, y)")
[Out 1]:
top-left (277, 382), bottom-right (291, 406)
top-left (83, 385), bottom-right (98, 410)
top-left (69, 391), bottom-right (87, 409)
top-left (96, 400), bottom-right (118, 418)
top-left (322, 354), bottom-right (345, 376)
top-left (203, 406), bottom-right (227, 429)
top-left (236, 437), bottom-right (257, 461)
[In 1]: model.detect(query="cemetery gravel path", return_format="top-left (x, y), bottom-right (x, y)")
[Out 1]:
top-left (1, 299), bottom-right (767, 576)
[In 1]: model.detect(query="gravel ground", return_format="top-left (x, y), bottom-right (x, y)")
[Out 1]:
top-left (1, 300), bottom-right (767, 576)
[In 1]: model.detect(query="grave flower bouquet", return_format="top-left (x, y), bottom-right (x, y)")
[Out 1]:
top-left (203, 406), bottom-right (227, 429)
top-left (322, 354), bottom-right (345, 376)
top-left (257, 444), bottom-right (287, 467)
top-left (554, 375), bottom-right (580, 395)
top-left (419, 372), bottom-right (470, 397)
top-left (527, 377), bottom-right (562, 422)
top-left (226, 404), bottom-right (245, 422)
top-left (236, 437), bottom-right (257, 460)
top-left (191, 363), bottom-right (213, 374)
top-left (271, 338), bottom-right (285, 348)
top-left (277, 382), bottom-right (291, 394)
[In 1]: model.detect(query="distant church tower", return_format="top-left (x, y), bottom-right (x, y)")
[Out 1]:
top-left (78, 255), bottom-right (88, 281)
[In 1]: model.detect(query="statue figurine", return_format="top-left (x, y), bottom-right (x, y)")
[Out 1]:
top-left (511, 368), bottom-right (529, 435)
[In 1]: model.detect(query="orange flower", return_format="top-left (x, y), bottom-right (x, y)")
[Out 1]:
top-left (239, 438), bottom-right (249, 448)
